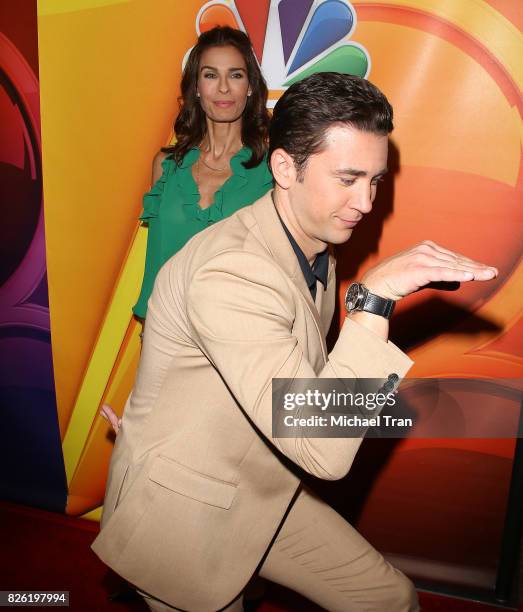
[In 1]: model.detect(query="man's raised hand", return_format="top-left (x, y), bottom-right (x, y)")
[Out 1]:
top-left (362, 240), bottom-right (497, 301)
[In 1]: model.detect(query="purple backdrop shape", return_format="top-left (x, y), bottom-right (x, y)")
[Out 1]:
top-left (0, 4), bottom-right (67, 512)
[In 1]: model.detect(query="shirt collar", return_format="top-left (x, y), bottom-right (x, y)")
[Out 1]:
top-left (276, 211), bottom-right (329, 299)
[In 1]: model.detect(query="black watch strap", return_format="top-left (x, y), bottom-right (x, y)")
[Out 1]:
top-left (363, 292), bottom-right (395, 319)
top-left (345, 282), bottom-right (395, 320)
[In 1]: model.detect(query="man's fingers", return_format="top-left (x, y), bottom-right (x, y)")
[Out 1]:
top-left (414, 243), bottom-right (498, 277)
top-left (419, 241), bottom-right (497, 271)
top-left (422, 266), bottom-right (495, 285)
top-left (364, 241), bottom-right (497, 299)
top-left (470, 266), bottom-right (498, 280)
top-left (422, 267), bottom-right (473, 285)
top-left (420, 240), bottom-right (468, 260)
top-left (429, 255), bottom-right (498, 276)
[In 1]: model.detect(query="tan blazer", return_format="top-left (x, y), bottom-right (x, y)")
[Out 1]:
top-left (92, 191), bottom-right (412, 611)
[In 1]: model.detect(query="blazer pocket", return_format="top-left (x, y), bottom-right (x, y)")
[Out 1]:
top-left (148, 454), bottom-right (237, 510)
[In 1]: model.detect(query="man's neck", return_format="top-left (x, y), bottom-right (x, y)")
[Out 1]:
top-left (272, 188), bottom-right (327, 265)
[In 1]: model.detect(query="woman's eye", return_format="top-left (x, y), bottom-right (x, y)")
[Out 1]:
top-left (203, 72), bottom-right (216, 79)
top-left (231, 72), bottom-right (244, 79)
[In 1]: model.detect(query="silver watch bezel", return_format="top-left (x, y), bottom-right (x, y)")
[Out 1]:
top-left (345, 282), bottom-right (368, 312)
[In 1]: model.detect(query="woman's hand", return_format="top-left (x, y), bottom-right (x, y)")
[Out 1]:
top-left (100, 403), bottom-right (122, 435)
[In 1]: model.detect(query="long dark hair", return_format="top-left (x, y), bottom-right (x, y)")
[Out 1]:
top-left (165, 26), bottom-right (270, 169)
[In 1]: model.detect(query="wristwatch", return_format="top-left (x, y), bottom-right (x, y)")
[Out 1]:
top-left (344, 282), bottom-right (395, 319)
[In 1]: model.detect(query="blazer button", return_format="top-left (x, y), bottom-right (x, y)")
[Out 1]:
top-left (382, 381), bottom-right (394, 393)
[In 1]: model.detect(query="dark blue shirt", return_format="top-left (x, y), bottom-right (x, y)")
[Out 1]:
top-left (278, 215), bottom-right (329, 301)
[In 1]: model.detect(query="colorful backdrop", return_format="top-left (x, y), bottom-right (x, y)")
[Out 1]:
top-left (2, 0), bottom-right (522, 596)
top-left (0, 1), bottom-right (66, 512)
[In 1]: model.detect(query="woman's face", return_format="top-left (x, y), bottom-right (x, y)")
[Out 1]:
top-left (196, 45), bottom-right (251, 124)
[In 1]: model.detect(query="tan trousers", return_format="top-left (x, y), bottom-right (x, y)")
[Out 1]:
top-left (141, 487), bottom-right (419, 612)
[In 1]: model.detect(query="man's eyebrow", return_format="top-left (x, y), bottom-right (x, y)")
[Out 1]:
top-left (334, 167), bottom-right (389, 177)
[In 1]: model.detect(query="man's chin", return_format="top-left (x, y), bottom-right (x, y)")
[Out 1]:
top-left (328, 228), bottom-right (354, 245)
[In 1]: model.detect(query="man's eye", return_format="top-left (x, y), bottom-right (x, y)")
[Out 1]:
top-left (341, 178), bottom-right (356, 187)
top-left (371, 177), bottom-right (385, 186)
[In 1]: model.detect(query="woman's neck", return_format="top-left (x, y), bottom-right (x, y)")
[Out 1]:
top-left (200, 118), bottom-right (243, 159)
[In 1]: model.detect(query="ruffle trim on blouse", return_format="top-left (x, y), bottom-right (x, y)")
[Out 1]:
top-left (181, 147), bottom-right (252, 224)
top-left (190, 194), bottom-right (227, 224)
top-left (139, 155), bottom-right (175, 221)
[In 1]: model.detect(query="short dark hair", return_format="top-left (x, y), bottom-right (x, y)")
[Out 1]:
top-left (268, 73), bottom-right (393, 178)
top-left (167, 26), bottom-right (270, 169)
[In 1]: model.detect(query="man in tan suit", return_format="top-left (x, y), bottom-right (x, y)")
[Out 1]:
top-left (92, 74), bottom-right (496, 611)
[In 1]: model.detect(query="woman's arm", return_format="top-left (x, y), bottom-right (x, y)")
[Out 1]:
top-left (151, 150), bottom-right (168, 183)
top-left (133, 151), bottom-right (173, 319)
top-left (102, 151), bottom-right (171, 434)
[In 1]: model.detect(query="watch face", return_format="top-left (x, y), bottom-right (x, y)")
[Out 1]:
top-left (346, 283), bottom-right (363, 311)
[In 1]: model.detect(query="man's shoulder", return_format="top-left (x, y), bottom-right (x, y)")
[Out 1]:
top-left (182, 191), bottom-right (273, 266)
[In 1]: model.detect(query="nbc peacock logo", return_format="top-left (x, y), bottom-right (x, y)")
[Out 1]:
top-left (194, 0), bottom-right (370, 106)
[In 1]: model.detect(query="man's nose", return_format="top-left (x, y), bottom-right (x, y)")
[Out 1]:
top-left (352, 182), bottom-right (373, 214)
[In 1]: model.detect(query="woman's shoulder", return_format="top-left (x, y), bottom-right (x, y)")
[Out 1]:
top-left (242, 148), bottom-right (272, 182)
top-left (151, 149), bottom-right (179, 183)
top-left (140, 150), bottom-right (178, 212)
top-left (151, 150), bottom-right (170, 182)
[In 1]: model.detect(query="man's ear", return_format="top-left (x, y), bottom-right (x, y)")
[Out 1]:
top-left (270, 148), bottom-right (297, 190)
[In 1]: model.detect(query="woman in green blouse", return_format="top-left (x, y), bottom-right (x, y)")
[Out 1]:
top-left (133, 25), bottom-right (273, 319)
top-left (101, 26), bottom-right (272, 431)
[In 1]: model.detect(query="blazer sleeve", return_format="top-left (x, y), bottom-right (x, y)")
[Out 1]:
top-left (185, 250), bottom-right (413, 480)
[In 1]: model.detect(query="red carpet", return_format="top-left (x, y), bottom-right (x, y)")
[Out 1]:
top-left (0, 501), bottom-right (519, 611)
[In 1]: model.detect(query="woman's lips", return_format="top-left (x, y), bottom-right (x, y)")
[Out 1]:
top-left (214, 101), bottom-right (235, 108)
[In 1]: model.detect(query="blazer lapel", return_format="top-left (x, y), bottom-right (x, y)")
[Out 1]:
top-left (251, 192), bottom-right (330, 364)
top-left (316, 252), bottom-right (336, 336)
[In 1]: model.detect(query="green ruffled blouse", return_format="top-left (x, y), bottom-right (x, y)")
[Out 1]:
top-left (133, 146), bottom-right (273, 318)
